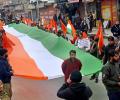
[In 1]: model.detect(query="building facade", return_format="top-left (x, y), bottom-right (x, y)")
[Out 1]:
top-left (57, 0), bottom-right (119, 25)
top-left (0, 0), bottom-right (119, 24)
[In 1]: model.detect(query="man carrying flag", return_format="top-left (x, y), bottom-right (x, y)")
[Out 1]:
top-left (90, 20), bottom-right (105, 83)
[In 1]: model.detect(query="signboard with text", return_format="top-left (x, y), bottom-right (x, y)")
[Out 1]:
top-left (82, 0), bottom-right (94, 2)
top-left (68, 0), bottom-right (79, 3)
top-left (57, 0), bottom-right (68, 3)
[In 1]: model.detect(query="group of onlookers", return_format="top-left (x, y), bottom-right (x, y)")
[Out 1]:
top-left (0, 12), bottom-right (120, 100)
top-left (57, 36), bottom-right (120, 100)
top-left (57, 21), bottom-right (120, 100)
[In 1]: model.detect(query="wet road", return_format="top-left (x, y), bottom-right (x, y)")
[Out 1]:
top-left (12, 76), bottom-right (108, 100)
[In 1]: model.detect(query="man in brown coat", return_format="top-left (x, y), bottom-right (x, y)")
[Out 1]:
top-left (62, 50), bottom-right (82, 82)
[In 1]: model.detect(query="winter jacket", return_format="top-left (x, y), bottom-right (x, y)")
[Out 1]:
top-left (103, 45), bottom-right (116, 65)
top-left (0, 57), bottom-right (13, 83)
top-left (102, 62), bottom-right (120, 92)
top-left (111, 24), bottom-right (120, 37)
top-left (57, 82), bottom-right (92, 100)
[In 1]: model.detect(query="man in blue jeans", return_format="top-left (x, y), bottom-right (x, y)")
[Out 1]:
top-left (102, 50), bottom-right (120, 100)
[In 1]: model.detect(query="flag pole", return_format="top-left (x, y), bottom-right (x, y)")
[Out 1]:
top-left (96, 0), bottom-right (105, 34)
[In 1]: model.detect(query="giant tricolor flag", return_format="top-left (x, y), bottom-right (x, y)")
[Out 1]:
top-left (4, 26), bottom-right (63, 80)
top-left (3, 23), bottom-right (103, 80)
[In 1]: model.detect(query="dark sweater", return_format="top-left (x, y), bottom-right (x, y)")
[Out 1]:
top-left (102, 62), bottom-right (120, 92)
top-left (62, 58), bottom-right (82, 82)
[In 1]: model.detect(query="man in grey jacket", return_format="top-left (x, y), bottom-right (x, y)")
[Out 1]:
top-left (102, 50), bottom-right (120, 100)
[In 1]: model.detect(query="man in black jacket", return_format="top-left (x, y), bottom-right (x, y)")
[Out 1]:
top-left (102, 50), bottom-right (120, 100)
top-left (111, 21), bottom-right (120, 38)
top-left (103, 36), bottom-right (116, 65)
top-left (57, 70), bottom-right (92, 100)
top-left (0, 48), bottom-right (13, 100)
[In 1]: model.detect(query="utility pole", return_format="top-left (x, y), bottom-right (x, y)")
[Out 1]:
top-left (84, 0), bottom-right (87, 17)
top-left (96, 0), bottom-right (105, 34)
top-left (96, 0), bottom-right (102, 20)
top-left (34, 0), bottom-right (40, 23)
top-left (33, 1), bottom-right (37, 21)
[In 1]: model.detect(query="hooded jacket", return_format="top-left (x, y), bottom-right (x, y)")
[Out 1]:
top-left (57, 82), bottom-right (92, 100)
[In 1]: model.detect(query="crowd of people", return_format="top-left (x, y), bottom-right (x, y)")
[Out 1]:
top-left (56, 21), bottom-right (120, 100)
top-left (0, 12), bottom-right (120, 100)
top-left (38, 11), bottom-right (96, 34)
top-left (57, 35), bottom-right (120, 100)
top-left (33, 12), bottom-right (120, 99)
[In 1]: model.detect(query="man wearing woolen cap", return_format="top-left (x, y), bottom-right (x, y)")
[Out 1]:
top-left (57, 70), bottom-right (92, 100)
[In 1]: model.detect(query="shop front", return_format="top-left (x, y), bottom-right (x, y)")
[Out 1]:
top-left (101, 0), bottom-right (118, 25)
top-left (39, 5), bottom-right (58, 21)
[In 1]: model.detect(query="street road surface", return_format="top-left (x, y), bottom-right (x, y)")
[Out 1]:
top-left (12, 76), bottom-right (108, 100)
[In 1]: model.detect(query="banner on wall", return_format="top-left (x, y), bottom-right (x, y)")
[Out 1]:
top-left (57, 0), bottom-right (68, 3)
top-left (68, 0), bottom-right (79, 3)
top-left (102, 6), bottom-right (111, 20)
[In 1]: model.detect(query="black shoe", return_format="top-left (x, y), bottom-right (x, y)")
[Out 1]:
top-left (95, 78), bottom-right (99, 83)
top-left (90, 76), bottom-right (95, 80)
